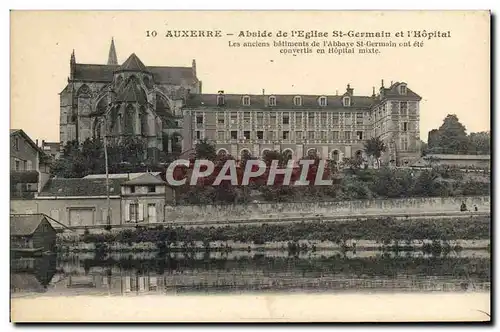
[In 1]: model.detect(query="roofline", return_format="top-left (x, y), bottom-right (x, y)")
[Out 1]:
top-left (75, 63), bottom-right (193, 70)
top-left (36, 195), bottom-right (121, 199)
top-left (184, 105), bottom-right (373, 109)
top-left (190, 93), bottom-right (376, 98)
top-left (10, 129), bottom-right (44, 154)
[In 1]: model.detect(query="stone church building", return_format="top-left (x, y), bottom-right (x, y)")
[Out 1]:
top-left (59, 39), bottom-right (200, 159)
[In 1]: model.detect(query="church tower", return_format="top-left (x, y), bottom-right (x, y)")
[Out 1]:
top-left (107, 38), bottom-right (118, 65)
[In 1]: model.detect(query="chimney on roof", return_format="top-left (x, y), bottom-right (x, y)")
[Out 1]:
top-left (262, 89), bottom-right (265, 95)
top-left (379, 80), bottom-right (385, 99)
top-left (36, 139), bottom-right (39, 146)
top-left (391, 80), bottom-right (393, 86)
top-left (336, 90), bottom-right (338, 96)
top-left (346, 84), bottom-right (354, 96)
top-left (372, 87), bottom-right (376, 97)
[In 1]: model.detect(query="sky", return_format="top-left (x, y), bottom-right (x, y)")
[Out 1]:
top-left (10, 10), bottom-right (491, 143)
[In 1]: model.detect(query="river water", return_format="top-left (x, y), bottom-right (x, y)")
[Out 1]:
top-left (11, 250), bottom-right (491, 297)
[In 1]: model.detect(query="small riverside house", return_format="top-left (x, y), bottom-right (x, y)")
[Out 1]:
top-left (10, 214), bottom-right (57, 254)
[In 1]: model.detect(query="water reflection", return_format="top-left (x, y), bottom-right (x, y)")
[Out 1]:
top-left (10, 250), bottom-right (491, 297)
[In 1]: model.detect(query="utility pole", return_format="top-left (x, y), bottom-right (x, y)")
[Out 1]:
top-left (103, 116), bottom-right (111, 226)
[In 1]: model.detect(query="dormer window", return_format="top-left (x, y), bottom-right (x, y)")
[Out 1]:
top-left (242, 96), bottom-right (251, 106)
top-left (319, 96), bottom-right (327, 107)
top-left (269, 96), bottom-right (276, 106)
top-left (399, 84), bottom-right (407, 95)
top-left (343, 96), bottom-right (351, 107)
top-left (217, 95), bottom-right (225, 106)
top-left (293, 96), bottom-right (302, 106)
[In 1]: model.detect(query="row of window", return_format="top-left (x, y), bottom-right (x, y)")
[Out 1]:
top-left (128, 185), bottom-right (157, 194)
top-left (216, 95), bottom-right (352, 107)
top-left (13, 158), bottom-right (33, 171)
top-left (196, 130), bottom-right (365, 141)
top-left (197, 112), bottom-right (366, 126)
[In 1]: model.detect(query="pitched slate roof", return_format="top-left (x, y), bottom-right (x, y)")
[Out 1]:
top-left (73, 64), bottom-right (119, 82)
top-left (185, 94), bottom-right (376, 110)
top-left (38, 178), bottom-right (126, 197)
top-left (123, 173), bottom-right (166, 186)
top-left (149, 66), bottom-right (196, 85)
top-left (83, 172), bottom-right (161, 180)
top-left (10, 129), bottom-right (44, 154)
top-left (381, 82), bottom-right (422, 100)
top-left (10, 214), bottom-right (49, 236)
top-left (117, 53), bottom-right (149, 72)
top-left (72, 63), bottom-right (196, 85)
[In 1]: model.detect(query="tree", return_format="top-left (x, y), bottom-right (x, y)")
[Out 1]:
top-left (419, 140), bottom-right (428, 157)
top-left (428, 114), bottom-right (469, 154)
top-left (342, 156), bottom-right (363, 173)
top-left (363, 137), bottom-right (386, 168)
top-left (467, 131), bottom-right (490, 155)
top-left (262, 150), bottom-right (287, 167)
top-left (239, 150), bottom-right (256, 168)
top-left (195, 139), bottom-right (217, 161)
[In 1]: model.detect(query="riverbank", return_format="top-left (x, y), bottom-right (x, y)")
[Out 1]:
top-left (56, 216), bottom-right (491, 254)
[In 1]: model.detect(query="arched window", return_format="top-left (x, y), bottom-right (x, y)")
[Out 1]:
top-left (77, 84), bottom-right (91, 97)
top-left (318, 96), bottom-right (327, 107)
top-left (143, 76), bottom-right (152, 90)
top-left (217, 148), bottom-right (228, 157)
top-left (124, 105), bottom-right (135, 135)
top-left (307, 148), bottom-right (317, 158)
top-left (240, 149), bottom-right (252, 158)
top-left (140, 107), bottom-right (148, 136)
top-left (116, 76), bottom-right (124, 87)
top-left (94, 120), bottom-right (102, 139)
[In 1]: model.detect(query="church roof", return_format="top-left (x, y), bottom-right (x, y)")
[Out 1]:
top-left (116, 53), bottom-right (149, 73)
top-left (72, 63), bottom-right (196, 85)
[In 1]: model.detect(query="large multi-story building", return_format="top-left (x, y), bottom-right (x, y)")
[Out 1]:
top-left (59, 39), bottom-right (421, 166)
top-left (184, 81), bottom-right (422, 166)
top-left (59, 39), bottom-right (200, 159)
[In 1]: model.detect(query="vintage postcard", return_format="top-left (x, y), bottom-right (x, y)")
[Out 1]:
top-left (9, 10), bottom-right (490, 322)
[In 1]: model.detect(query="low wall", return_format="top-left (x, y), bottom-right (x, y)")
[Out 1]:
top-left (164, 196), bottom-right (490, 222)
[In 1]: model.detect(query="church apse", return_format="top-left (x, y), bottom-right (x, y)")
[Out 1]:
top-left (59, 38), bottom-right (200, 162)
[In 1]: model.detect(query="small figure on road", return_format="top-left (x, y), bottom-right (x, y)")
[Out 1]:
top-left (460, 201), bottom-right (468, 212)
top-left (474, 205), bottom-right (478, 212)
